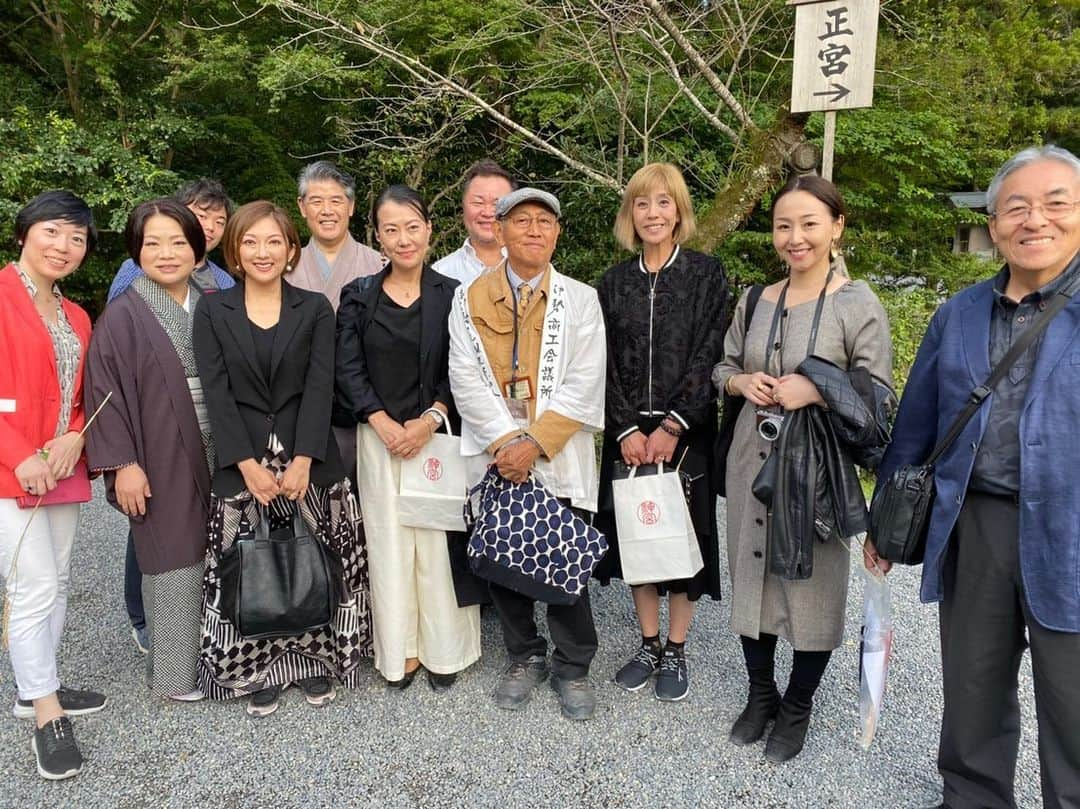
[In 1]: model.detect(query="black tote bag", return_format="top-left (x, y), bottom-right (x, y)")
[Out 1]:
top-left (218, 505), bottom-right (343, 640)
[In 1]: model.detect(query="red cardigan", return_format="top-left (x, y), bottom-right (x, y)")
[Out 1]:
top-left (0, 263), bottom-right (92, 498)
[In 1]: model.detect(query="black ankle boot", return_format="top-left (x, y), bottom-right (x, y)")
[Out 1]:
top-left (764, 687), bottom-right (814, 763)
top-left (729, 672), bottom-right (781, 746)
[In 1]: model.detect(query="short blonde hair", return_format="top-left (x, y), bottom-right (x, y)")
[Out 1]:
top-left (222, 200), bottom-right (302, 279)
top-left (613, 162), bottom-right (697, 251)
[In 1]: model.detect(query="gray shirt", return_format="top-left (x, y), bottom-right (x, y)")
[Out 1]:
top-left (969, 255), bottom-right (1080, 495)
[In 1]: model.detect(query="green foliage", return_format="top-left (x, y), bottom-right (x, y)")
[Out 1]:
top-left (0, 0), bottom-right (1074, 344)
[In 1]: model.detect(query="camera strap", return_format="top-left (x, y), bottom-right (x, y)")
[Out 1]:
top-left (763, 268), bottom-right (834, 375)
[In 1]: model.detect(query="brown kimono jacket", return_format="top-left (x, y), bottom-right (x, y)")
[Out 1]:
top-left (84, 290), bottom-right (211, 575)
top-left (291, 234), bottom-right (382, 313)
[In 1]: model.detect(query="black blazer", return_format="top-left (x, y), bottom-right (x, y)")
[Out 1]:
top-left (334, 265), bottom-right (459, 427)
top-left (193, 279), bottom-right (345, 496)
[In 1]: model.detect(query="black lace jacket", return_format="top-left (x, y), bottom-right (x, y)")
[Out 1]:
top-left (596, 248), bottom-right (729, 437)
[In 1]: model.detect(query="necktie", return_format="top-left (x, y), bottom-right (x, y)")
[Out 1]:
top-left (517, 282), bottom-right (533, 316)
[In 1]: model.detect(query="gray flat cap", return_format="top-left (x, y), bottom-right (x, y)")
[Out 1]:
top-left (495, 187), bottom-right (561, 219)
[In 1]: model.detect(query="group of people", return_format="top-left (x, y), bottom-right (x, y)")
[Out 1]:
top-left (0, 145), bottom-right (1076, 809)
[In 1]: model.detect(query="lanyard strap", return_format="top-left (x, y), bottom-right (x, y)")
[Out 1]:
top-left (508, 269), bottom-right (522, 381)
top-left (763, 269), bottom-right (834, 375)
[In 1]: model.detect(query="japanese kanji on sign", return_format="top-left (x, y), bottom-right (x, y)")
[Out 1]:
top-left (789, 0), bottom-right (880, 114)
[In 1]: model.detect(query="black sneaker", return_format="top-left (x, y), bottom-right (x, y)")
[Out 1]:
top-left (246, 685), bottom-right (282, 717)
top-left (614, 644), bottom-right (661, 692)
top-left (298, 677), bottom-right (336, 707)
top-left (654, 648), bottom-right (689, 702)
top-left (32, 717), bottom-right (83, 780)
top-left (13, 686), bottom-right (107, 720)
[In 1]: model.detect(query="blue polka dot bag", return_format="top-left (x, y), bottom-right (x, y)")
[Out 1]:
top-left (465, 467), bottom-right (608, 605)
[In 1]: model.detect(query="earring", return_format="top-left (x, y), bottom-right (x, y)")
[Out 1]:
top-left (830, 240), bottom-right (841, 261)
top-left (285, 262), bottom-right (292, 272)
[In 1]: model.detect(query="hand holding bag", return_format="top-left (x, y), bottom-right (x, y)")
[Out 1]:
top-left (398, 418), bottom-right (468, 531)
top-left (612, 461), bottom-right (703, 585)
top-left (464, 467), bottom-right (608, 605)
top-left (16, 459), bottom-right (91, 508)
top-left (217, 504), bottom-right (344, 640)
top-left (870, 280), bottom-right (1077, 564)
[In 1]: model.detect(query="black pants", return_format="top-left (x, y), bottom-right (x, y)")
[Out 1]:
top-left (939, 491), bottom-right (1080, 809)
top-left (489, 583), bottom-right (598, 680)
top-left (124, 529), bottom-right (145, 630)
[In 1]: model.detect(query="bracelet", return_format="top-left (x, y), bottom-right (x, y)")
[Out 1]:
top-left (724, 375), bottom-right (739, 396)
top-left (658, 420), bottom-right (683, 438)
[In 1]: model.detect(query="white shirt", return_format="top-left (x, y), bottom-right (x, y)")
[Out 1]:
top-left (432, 239), bottom-right (504, 287)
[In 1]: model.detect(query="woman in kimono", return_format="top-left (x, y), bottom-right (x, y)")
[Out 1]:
top-left (594, 163), bottom-right (729, 703)
top-left (85, 198), bottom-right (212, 702)
top-left (335, 185), bottom-right (481, 691)
top-left (193, 200), bottom-right (372, 717)
top-left (711, 174), bottom-right (893, 762)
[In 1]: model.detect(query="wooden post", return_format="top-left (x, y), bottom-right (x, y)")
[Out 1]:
top-left (822, 110), bottom-right (837, 180)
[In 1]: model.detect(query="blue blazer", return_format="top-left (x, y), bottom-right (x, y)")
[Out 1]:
top-left (876, 261), bottom-right (1080, 632)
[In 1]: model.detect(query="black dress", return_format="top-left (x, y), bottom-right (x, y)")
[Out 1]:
top-left (593, 247), bottom-right (729, 601)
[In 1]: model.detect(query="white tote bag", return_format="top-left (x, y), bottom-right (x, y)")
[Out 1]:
top-left (612, 462), bottom-right (703, 585)
top-left (398, 420), bottom-right (468, 531)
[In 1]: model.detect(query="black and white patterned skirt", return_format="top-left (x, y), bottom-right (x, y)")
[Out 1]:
top-left (197, 435), bottom-right (373, 698)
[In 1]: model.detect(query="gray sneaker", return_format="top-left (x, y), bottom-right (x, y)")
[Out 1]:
top-left (654, 648), bottom-right (690, 702)
top-left (32, 717), bottom-right (83, 780)
top-left (494, 656), bottom-right (549, 710)
top-left (550, 675), bottom-right (597, 721)
top-left (14, 687), bottom-right (107, 720)
top-left (614, 644), bottom-right (661, 692)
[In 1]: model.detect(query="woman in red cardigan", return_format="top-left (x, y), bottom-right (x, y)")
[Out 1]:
top-left (0, 191), bottom-right (106, 781)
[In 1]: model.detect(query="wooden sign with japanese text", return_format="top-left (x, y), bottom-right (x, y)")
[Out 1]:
top-left (789, 0), bottom-right (879, 113)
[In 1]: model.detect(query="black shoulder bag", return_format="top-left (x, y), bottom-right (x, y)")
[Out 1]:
top-left (870, 281), bottom-right (1077, 565)
top-left (218, 504), bottom-right (344, 640)
top-left (714, 284), bottom-right (764, 496)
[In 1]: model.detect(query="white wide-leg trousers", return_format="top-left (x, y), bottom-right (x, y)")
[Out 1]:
top-left (356, 425), bottom-right (481, 681)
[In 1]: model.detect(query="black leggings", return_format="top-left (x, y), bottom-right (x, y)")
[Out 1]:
top-left (740, 633), bottom-right (831, 697)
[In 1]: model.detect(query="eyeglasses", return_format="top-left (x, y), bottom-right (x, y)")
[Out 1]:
top-left (503, 213), bottom-right (558, 232)
top-left (991, 200), bottom-right (1078, 225)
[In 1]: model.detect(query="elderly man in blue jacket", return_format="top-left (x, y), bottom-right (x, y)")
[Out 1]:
top-left (871, 145), bottom-right (1080, 809)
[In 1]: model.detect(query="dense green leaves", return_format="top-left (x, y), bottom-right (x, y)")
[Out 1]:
top-left (0, 0), bottom-right (1075, 366)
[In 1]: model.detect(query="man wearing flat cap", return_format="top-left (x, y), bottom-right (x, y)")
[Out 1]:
top-left (448, 188), bottom-right (607, 720)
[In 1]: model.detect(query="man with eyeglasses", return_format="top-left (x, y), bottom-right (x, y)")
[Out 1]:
top-left (871, 145), bottom-right (1080, 809)
top-left (433, 159), bottom-right (517, 287)
top-left (448, 187), bottom-right (607, 720)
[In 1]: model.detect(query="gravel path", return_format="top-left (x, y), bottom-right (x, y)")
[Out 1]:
top-left (1, 483), bottom-right (1040, 808)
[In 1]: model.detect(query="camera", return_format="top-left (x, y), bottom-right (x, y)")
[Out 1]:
top-left (755, 408), bottom-right (785, 442)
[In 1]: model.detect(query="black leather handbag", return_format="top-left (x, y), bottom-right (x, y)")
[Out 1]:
top-left (870, 281), bottom-right (1076, 565)
top-left (217, 506), bottom-right (343, 640)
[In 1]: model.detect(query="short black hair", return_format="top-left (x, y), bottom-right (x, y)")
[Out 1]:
top-left (175, 178), bottom-right (233, 216)
top-left (124, 198), bottom-right (207, 265)
top-left (15, 190), bottom-right (98, 254)
top-left (461, 160), bottom-right (517, 198)
top-left (372, 184), bottom-right (430, 231)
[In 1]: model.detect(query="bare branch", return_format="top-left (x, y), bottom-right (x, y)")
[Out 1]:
top-left (272, 1), bottom-right (621, 190)
top-left (641, 0), bottom-right (756, 131)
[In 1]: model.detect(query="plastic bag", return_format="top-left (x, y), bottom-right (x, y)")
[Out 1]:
top-left (857, 559), bottom-right (894, 749)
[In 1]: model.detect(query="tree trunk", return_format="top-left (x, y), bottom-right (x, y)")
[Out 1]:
top-left (694, 111), bottom-right (809, 252)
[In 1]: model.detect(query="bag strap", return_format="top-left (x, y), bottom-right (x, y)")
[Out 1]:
top-left (252, 501), bottom-right (306, 542)
top-left (744, 284), bottom-right (764, 335)
top-left (925, 278), bottom-right (1078, 466)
